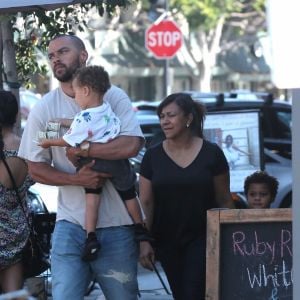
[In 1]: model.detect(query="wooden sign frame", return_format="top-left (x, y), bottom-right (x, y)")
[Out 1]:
top-left (205, 208), bottom-right (292, 300)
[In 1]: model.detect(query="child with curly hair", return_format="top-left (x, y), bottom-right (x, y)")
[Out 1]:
top-left (244, 171), bottom-right (279, 209)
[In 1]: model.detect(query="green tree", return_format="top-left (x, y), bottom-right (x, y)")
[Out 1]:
top-left (168, 0), bottom-right (266, 91)
top-left (1, 0), bottom-right (136, 90)
top-left (0, 0), bottom-right (136, 132)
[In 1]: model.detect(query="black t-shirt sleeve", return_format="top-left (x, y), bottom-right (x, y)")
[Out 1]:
top-left (140, 147), bottom-right (153, 180)
top-left (211, 143), bottom-right (229, 176)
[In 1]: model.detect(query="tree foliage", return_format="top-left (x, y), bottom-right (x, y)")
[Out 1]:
top-left (165, 0), bottom-right (266, 90)
top-left (7, 0), bottom-right (136, 88)
top-left (171, 0), bottom-right (240, 31)
top-left (3, 0), bottom-right (266, 91)
top-left (170, 0), bottom-right (265, 33)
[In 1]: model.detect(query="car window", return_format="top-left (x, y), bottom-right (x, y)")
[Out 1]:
top-left (258, 106), bottom-right (291, 159)
top-left (266, 107), bottom-right (291, 140)
top-left (276, 111), bottom-right (292, 139)
top-left (140, 124), bottom-right (164, 148)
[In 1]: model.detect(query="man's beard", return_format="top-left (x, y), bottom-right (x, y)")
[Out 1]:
top-left (54, 58), bottom-right (81, 82)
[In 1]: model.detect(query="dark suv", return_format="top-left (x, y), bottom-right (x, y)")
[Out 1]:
top-left (190, 92), bottom-right (291, 160)
top-left (132, 92), bottom-right (292, 208)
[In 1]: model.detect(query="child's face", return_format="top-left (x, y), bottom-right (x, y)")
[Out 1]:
top-left (247, 183), bottom-right (273, 209)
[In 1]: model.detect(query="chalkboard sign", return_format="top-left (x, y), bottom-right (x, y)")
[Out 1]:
top-left (206, 209), bottom-right (292, 300)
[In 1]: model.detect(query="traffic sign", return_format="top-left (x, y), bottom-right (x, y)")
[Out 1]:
top-left (145, 19), bottom-right (183, 59)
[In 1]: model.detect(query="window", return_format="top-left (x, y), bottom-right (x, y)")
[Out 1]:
top-left (276, 111), bottom-right (292, 139)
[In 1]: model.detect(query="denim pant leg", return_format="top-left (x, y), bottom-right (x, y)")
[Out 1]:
top-left (91, 226), bottom-right (139, 300)
top-left (51, 220), bottom-right (92, 300)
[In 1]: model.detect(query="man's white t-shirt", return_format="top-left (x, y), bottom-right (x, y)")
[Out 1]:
top-left (18, 85), bottom-right (143, 229)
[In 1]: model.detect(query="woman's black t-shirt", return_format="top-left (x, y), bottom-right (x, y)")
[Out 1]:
top-left (140, 140), bottom-right (229, 247)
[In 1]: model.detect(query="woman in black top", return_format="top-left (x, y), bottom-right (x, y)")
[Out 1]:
top-left (139, 93), bottom-right (234, 300)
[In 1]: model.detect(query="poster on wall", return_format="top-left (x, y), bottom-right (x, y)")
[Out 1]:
top-left (204, 110), bottom-right (262, 192)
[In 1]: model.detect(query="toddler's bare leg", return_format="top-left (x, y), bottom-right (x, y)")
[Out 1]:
top-left (85, 194), bottom-right (100, 234)
top-left (82, 193), bottom-right (101, 262)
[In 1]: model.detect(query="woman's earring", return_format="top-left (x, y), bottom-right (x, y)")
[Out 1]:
top-left (186, 123), bottom-right (190, 128)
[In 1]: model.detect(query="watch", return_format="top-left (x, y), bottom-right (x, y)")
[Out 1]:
top-left (80, 141), bottom-right (90, 157)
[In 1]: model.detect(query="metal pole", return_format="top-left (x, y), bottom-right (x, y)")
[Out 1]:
top-left (163, 59), bottom-right (169, 97)
top-left (163, 0), bottom-right (170, 98)
top-left (292, 88), bottom-right (300, 300)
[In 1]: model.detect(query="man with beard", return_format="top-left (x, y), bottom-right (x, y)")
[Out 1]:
top-left (18, 35), bottom-right (145, 300)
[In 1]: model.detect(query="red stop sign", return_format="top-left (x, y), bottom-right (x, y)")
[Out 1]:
top-left (145, 20), bottom-right (183, 59)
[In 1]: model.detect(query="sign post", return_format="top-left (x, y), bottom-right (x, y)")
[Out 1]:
top-left (145, 19), bottom-right (183, 97)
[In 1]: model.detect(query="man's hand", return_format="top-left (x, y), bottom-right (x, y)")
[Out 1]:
top-left (65, 146), bottom-right (82, 167)
top-left (77, 161), bottom-right (112, 189)
top-left (139, 241), bottom-right (155, 271)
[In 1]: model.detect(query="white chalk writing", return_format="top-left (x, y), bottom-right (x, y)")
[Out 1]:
top-left (247, 260), bottom-right (293, 289)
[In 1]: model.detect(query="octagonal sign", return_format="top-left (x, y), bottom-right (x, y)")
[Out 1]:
top-left (145, 20), bottom-right (183, 59)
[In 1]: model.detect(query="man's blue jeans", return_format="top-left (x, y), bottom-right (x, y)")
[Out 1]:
top-left (51, 220), bottom-right (139, 300)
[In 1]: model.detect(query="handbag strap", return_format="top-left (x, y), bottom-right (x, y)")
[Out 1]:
top-left (2, 157), bottom-right (32, 231)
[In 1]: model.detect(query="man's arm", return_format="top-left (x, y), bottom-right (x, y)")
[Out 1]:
top-left (66, 136), bottom-right (144, 162)
top-left (28, 161), bottom-right (109, 188)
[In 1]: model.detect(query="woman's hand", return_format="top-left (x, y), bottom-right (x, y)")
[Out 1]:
top-left (139, 241), bottom-right (155, 271)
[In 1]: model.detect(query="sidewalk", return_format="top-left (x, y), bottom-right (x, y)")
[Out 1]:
top-left (25, 263), bottom-right (173, 300)
top-left (84, 263), bottom-right (173, 300)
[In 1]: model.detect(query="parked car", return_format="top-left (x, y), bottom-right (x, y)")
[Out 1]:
top-left (26, 187), bottom-right (56, 254)
top-left (134, 92), bottom-right (291, 159)
top-left (132, 93), bottom-right (292, 208)
top-left (26, 187), bottom-right (48, 214)
top-left (193, 92), bottom-right (291, 160)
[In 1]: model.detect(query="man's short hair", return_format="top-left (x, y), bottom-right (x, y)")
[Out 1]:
top-left (49, 34), bottom-right (86, 51)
